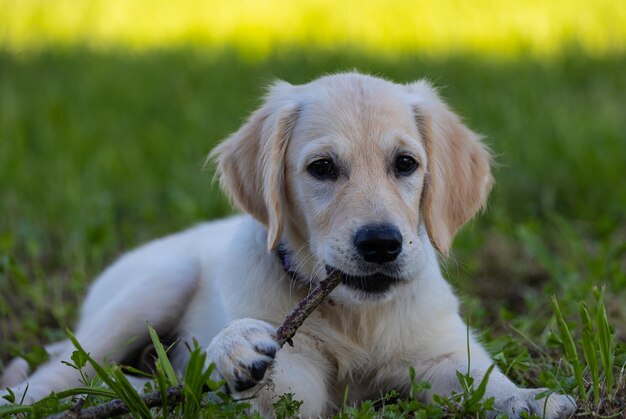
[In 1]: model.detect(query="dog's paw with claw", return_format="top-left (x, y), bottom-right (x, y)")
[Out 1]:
top-left (493, 388), bottom-right (576, 419)
top-left (206, 318), bottom-right (279, 394)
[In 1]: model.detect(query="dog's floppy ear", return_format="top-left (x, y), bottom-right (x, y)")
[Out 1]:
top-left (407, 80), bottom-right (493, 256)
top-left (210, 81), bottom-right (299, 250)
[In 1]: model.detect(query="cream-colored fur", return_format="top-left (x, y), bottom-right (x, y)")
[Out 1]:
top-left (0, 73), bottom-right (575, 418)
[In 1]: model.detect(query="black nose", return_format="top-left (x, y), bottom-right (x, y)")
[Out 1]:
top-left (354, 224), bottom-right (402, 264)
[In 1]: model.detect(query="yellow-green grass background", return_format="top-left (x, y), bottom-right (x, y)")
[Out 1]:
top-left (2, 0), bottom-right (625, 56)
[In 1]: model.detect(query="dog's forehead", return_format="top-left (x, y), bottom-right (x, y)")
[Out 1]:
top-left (295, 74), bottom-right (418, 142)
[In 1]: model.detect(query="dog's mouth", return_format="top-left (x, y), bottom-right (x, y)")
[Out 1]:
top-left (326, 266), bottom-right (402, 294)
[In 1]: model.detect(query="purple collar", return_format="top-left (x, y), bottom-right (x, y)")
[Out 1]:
top-left (277, 244), bottom-right (302, 281)
top-left (278, 244), bottom-right (337, 307)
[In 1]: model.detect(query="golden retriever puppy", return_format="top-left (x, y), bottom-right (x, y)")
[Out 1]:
top-left (0, 73), bottom-right (575, 417)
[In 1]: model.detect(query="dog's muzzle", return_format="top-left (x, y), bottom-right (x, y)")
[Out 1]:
top-left (325, 265), bottom-right (402, 294)
top-left (278, 241), bottom-right (403, 294)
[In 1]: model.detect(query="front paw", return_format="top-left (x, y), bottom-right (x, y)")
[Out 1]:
top-left (494, 388), bottom-right (576, 419)
top-left (206, 318), bottom-right (279, 394)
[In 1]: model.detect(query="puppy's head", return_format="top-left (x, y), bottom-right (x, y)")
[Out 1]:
top-left (211, 73), bottom-right (492, 303)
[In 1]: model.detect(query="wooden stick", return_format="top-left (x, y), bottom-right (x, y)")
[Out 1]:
top-left (48, 385), bottom-right (184, 419)
top-left (276, 269), bottom-right (341, 347)
top-left (47, 270), bottom-right (343, 419)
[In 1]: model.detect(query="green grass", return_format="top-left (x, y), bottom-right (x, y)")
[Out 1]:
top-left (0, 42), bottom-right (625, 418)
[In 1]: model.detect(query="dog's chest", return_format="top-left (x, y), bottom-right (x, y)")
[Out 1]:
top-left (309, 307), bottom-right (414, 392)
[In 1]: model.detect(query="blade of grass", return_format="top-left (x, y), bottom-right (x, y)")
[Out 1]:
top-left (66, 331), bottom-right (123, 394)
top-left (110, 366), bottom-right (152, 418)
top-left (54, 387), bottom-right (119, 400)
top-left (0, 404), bottom-right (33, 415)
top-left (155, 364), bottom-right (170, 417)
top-left (148, 323), bottom-right (178, 386)
top-left (594, 286), bottom-right (614, 397)
top-left (66, 330), bottom-right (152, 418)
top-left (551, 295), bottom-right (585, 398)
top-left (182, 344), bottom-right (208, 418)
top-left (465, 364), bottom-right (495, 412)
top-left (580, 302), bottom-right (599, 403)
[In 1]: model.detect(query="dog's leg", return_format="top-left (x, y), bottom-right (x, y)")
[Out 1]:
top-left (0, 264), bottom-right (199, 405)
top-left (411, 314), bottom-right (576, 419)
top-left (252, 347), bottom-right (334, 417)
top-left (0, 358), bottom-right (30, 389)
top-left (206, 318), bottom-right (333, 417)
top-left (0, 340), bottom-right (69, 390)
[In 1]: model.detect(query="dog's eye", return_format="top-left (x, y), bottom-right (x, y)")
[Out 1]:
top-left (308, 159), bottom-right (337, 180)
top-left (395, 155), bottom-right (418, 176)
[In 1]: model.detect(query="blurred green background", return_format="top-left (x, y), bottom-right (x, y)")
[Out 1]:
top-left (0, 0), bottom-right (625, 365)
